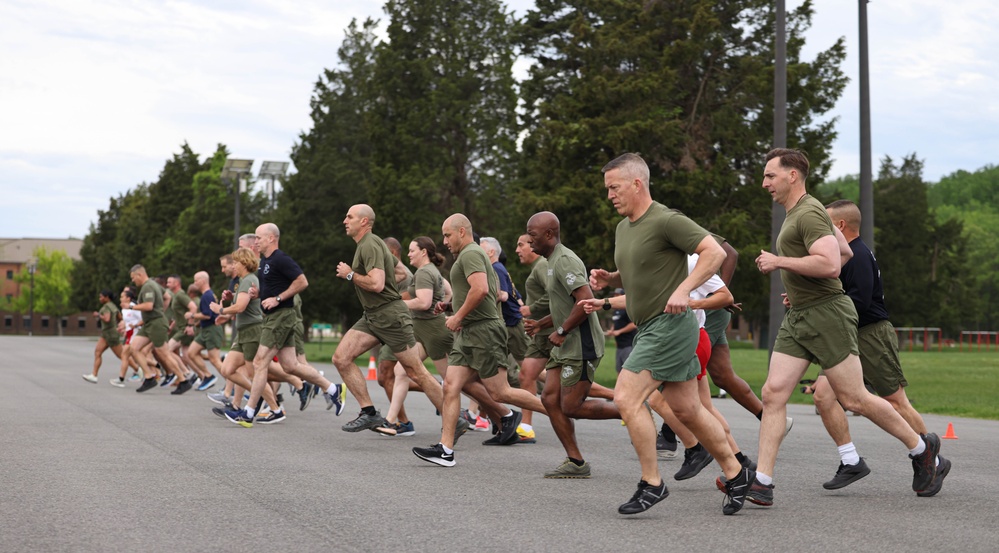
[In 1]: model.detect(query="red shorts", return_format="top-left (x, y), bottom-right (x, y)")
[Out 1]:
top-left (125, 329), bottom-right (134, 345)
top-left (695, 328), bottom-right (710, 380)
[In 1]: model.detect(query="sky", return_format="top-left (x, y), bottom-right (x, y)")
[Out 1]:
top-left (2, 0), bottom-right (997, 239)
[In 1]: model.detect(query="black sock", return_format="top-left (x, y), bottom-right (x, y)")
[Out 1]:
top-left (362, 405), bottom-right (377, 416)
top-left (255, 397), bottom-right (264, 412)
top-left (118, 377), bottom-right (124, 382)
top-left (755, 410), bottom-right (763, 421)
top-left (735, 451), bottom-right (747, 464)
top-left (568, 457), bottom-right (585, 466)
top-left (660, 423), bottom-right (676, 443)
top-left (690, 442), bottom-right (703, 452)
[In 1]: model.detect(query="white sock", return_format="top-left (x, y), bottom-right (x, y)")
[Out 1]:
top-left (838, 442), bottom-right (861, 465)
top-left (520, 423), bottom-right (533, 432)
top-left (244, 407), bottom-right (255, 418)
top-left (503, 410), bottom-right (514, 419)
top-left (326, 383), bottom-right (338, 395)
top-left (756, 472), bottom-right (773, 486)
top-left (909, 438), bottom-right (926, 457)
top-left (441, 443), bottom-right (453, 454)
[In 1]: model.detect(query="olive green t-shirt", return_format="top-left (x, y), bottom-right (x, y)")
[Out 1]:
top-left (351, 233), bottom-right (402, 311)
top-left (398, 262), bottom-right (414, 297)
top-left (170, 287), bottom-right (193, 326)
top-left (409, 263), bottom-right (445, 320)
top-left (524, 256), bottom-right (550, 319)
top-left (450, 242), bottom-right (500, 324)
top-left (614, 202), bottom-right (710, 326)
top-left (546, 243), bottom-right (604, 361)
top-left (235, 273), bottom-right (263, 328)
top-left (99, 301), bottom-right (120, 336)
top-left (138, 279), bottom-right (165, 323)
top-left (777, 194), bottom-right (845, 307)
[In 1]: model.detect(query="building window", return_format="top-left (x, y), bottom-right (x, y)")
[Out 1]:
top-left (41, 316), bottom-right (50, 328)
top-left (4, 294), bottom-right (11, 303)
top-left (61, 318), bottom-right (68, 328)
top-left (78, 319), bottom-right (87, 329)
top-left (23, 316), bottom-right (30, 328)
top-left (5, 270), bottom-right (13, 280)
top-left (4, 316), bottom-right (11, 328)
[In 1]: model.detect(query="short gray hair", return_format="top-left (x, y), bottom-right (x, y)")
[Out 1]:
top-left (480, 236), bottom-right (502, 257)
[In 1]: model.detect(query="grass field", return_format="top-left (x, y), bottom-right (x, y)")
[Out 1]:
top-left (300, 339), bottom-right (999, 421)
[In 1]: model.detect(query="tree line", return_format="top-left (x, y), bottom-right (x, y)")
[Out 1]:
top-left (29, 0), bottom-right (989, 338)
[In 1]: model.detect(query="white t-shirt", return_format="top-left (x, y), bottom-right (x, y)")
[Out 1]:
top-left (687, 254), bottom-right (725, 329)
top-left (121, 309), bottom-right (142, 331)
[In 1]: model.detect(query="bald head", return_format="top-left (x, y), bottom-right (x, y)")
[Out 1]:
top-left (526, 211), bottom-right (561, 257)
top-left (825, 199), bottom-right (862, 239)
top-left (344, 204), bottom-right (376, 241)
top-left (442, 213), bottom-right (474, 256)
top-left (194, 271), bottom-right (210, 291)
top-left (255, 223), bottom-right (281, 256)
top-left (384, 237), bottom-right (402, 259)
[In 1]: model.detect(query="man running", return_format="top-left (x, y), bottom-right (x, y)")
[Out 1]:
top-left (589, 153), bottom-right (752, 515)
top-left (752, 148), bottom-right (939, 505)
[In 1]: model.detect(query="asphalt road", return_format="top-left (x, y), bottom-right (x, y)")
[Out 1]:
top-left (1, 336), bottom-right (995, 552)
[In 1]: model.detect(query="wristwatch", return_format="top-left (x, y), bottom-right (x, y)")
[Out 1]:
top-left (556, 326), bottom-right (565, 336)
top-left (276, 295), bottom-right (282, 303)
top-left (346, 271), bottom-right (355, 281)
top-left (603, 299), bottom-right (612, 311)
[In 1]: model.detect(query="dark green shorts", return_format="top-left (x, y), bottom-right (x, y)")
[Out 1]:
top-left (260, 307), bottom-right (297, 352)
top-left (703, 309), bottom-right (730, 347)
top-left (524, 333), bottom-right (553, 359)
top-left (171, 328), bottom-right (195, 346)
top-left (102, 331), bottom-right (121, 347)
top-left (414, 316), bottom-right (454, 361)
top-left (774, 294), bottom-right (860, 370)
top-left (546, 355), bottom-right (600, 387)
top-left (351, 301), bottom-right (416, 354)
top-left (229, 323), bottom-right (261, 362)
top-left (136, 317), bottom-right (169, 348)
top-left (858, 319), bottom-right (907, 397)
top-left (293, 319), bottom-right (305, 355)
top-left (448, 318), bottom-right (510, 379)
top-left (194, 324), bottom-right (224, 350)
top-left (623, 311), bottom-right (700, 383)
top-left (506, 320), bottom-right (529, 361)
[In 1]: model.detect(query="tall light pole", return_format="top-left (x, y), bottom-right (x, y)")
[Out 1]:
top-left (221, 159), bottom-right (254, 250)
top-left (27, 259), bottom-right (36, 337)
top-left (767, 0), bottom-right (788, 354)
top-left (258, 161), bottom-right (290, 211)
top-left (859, 0), bottom-right (875, 251)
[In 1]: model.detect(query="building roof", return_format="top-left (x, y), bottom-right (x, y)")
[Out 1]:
top-left (0, 238), bottom-right (84, 264)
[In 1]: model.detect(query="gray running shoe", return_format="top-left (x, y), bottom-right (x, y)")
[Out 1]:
top-left (342, 410), bottom-right (388, 432)
top-left (207, 392), bottom-right (231, 405)
top-left (544, 458), bottom-right (592, 479)
top-left (453, 417), bottom-right (470, 444)
top-left (784, 416), bottom-right (794, 437)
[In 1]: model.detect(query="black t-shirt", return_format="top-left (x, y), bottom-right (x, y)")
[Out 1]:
top-left (612, 309), bottom-right (636, 348)
top-left (198, 289), bottom-right (218, 328)
top-left (840, 237), bottom-right (889, 328)
top-left (258, 249), bottom-right (303, 314)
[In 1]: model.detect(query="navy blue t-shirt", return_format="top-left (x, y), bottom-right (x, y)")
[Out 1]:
top-left (258, 249), bottom-right (303, 314)
top-left (840, 237), bottom-right (890, 328)
top-left (492, 261), bottom-right (523, 327)
top-left (612, 308), bottom-right (636, 348)
top-left (199, 289), bottom-right (218, 328)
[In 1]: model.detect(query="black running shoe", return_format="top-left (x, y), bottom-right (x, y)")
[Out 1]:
top-left (618, 480), bottom-right (670, 515)
top-left (656, 431), bottom-right (678, 459)
top-left (171, 378), bottom-right (193, 395)
top-left (482, 434), bottom-right (506, 446)
top-left (723, 467), bottom-right (756, 515)
top-left (911, 433), bottom-right (941, 492)
top-left (747, 479), bottom-right (774, 506)
top-left (823, 458), bottom-right (872, 490)
top-left (413, 443), bottom-right (455, 467)
top-left (674, 444), bottom-right (714, 480)
top-left (212, 406), bottom-right (227, 419)
top-left (498, 411), bottom-right (523, 445)
top-left (298, 383), bottom-right (313, 411)
top-left (916, 455), bottom-right (951, 497)
top-left (258, 410), bottom-right (286, 425)
top-left (739, 455), bottom-right (757, 472)
top-left (136, 377), bottom-right (158, 393)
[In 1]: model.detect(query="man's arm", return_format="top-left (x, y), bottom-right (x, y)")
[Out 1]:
top-left (548, 284), bottom-right (596, 346)
top-left (450, 272), bottom-right (488, 324)
top-left (756, 234), bottom-right (842, 278)
top-left (350, 268), bottom-right (385, 293)
top-left (665, 236), bottom-right (725, 314)
top-left (833, 227), bottom-right (854, 267)
top-left (719, 241), bottom-right (739, 286)
top-left (393, 260), bottom-right (407, 285)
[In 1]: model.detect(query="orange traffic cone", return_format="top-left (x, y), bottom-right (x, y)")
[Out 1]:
top-left (942, 422), bottom-right (958, 440)
top-left (365, 356), bottom-right (378, 381)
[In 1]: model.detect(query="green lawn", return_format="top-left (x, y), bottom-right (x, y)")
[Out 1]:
top-left (300, 339), bottom-right (999, 420)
